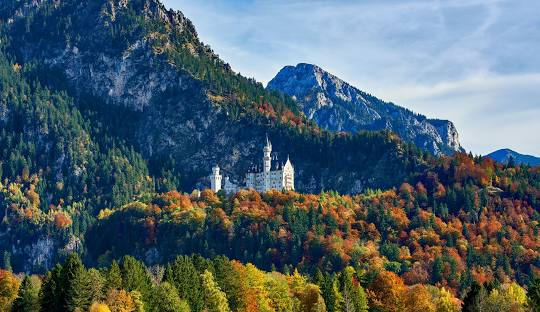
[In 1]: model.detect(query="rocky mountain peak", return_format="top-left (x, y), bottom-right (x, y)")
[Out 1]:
top-left (268, 63), bottom-right (462, 156)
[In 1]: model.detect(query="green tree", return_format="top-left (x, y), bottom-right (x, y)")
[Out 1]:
top-left (151, 282), bottom-right (190, 312)
top-left (164, 256), bottom-right (203, 312)
top-left (212, 256), bottom-right (242, 311)
top-left (120, 256), bottom-right (152, 303)
top-left (130, 290), bottom-right (145, 312)
top-left (201, 270), bottom-right (231, 312)
top-left (39, 265), bottom-right (62, 312)
top-left (106, 261), bottom-right (122, 291)
top-left (432, 257), bottom-right (444, 284)
top-left (341, 267), bottom-right (368, 312)
top-left (317, 272), bottom-right (342, 312)
top-left (462, 282), bottom-right (487, 312)
top-left (480, 283), bottom-right (528, 312)
top-left (529, 278), bottom-right (540, 312)
top-left (265, 272), bottom-right (294, 312)
top-left (87, 268), bottom-right (105, 303)
top-left (3, 251), bottom-right (12, 272)
top-left (61, 254), bottom-right (92, 312)
top-left (12, 275), bottom-right (41, 312)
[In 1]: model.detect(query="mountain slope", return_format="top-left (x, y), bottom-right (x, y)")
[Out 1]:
top-left (267, 63), bottom-right (462, 156)
top-left (1, 0), bottom-right (430, 196)
top-left (486, 149), bottom-right (540, 166)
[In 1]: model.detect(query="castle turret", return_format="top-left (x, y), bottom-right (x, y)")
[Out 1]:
top-left (210, 165), bottom-right (222, 193)
top-left (283, 155), bottom-right (295, 191)
top-left (263, 134), bottom-right (272, 173)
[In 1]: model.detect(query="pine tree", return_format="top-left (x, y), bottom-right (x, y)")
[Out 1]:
top-left (432, 257), bottom-right (444, 284)
top-left (201, 270), bottom-right (231, 312)
top-left (106, 260), bottom-right (122, 290)
top-left (39, 264), bottom-right (63, 312)
top-left (341, 267), bottom-right (368, 312)
top-left (120, 256), bottom-right (152, 302)
top-left (528, 278), bottom-right (540, 312)
top-left (151, 282), bottom-right (190, 312)
top-left (164, 256), bottom-right (204, 312)
top-left (12, 275), bottom-right (40, 312)
top-left (212, 256), bottom-right (242, 312)
top-left (61, 254), bottom-right (93, 312)
top-left (130, 290), bottom-right (145, 312)
top-left (462, 282), bottom-right (487, 312)
top-left (321, 273), bottom-right (343, 312)
top-left (3, 251), bottom-right (12, 272)
top-left (87, 268), bottom-right (105, 303)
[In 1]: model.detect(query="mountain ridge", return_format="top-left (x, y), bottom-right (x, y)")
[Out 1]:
top-left (486, 148), bottom-right (540, 166)
top-left (267, 63), bottom-right (462, 156)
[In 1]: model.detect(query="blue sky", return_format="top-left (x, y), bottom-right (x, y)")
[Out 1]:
top-left (162, 0), bottom-right (540, 156)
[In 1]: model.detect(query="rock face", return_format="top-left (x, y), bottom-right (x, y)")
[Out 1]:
top-left (268, 64), bottom-right (462, 155)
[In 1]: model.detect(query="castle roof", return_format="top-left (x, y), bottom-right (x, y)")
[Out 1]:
top-left (264, 134), bottom-right (272, 151)
top-left (285, 156), bottom-right (293, 168)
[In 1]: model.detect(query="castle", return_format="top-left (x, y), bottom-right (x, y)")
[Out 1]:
top-left (210, 137), bottom-right (294, 194)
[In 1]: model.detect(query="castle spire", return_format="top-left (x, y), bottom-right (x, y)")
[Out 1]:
top-left (285, 155), bottom-right (293, 169)
top-left (266, 133), bottom-right (272, 149)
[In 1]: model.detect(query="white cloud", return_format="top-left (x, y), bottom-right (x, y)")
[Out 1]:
top-left (379, 73), bottom-right (540, 155)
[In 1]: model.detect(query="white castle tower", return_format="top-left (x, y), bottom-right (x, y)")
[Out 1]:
top-left (210, 165), bottom-right (222, 193)
top-left (283, 155), bottom-right (294, 191)
top-left (263, 135), bottom-right (272, 173)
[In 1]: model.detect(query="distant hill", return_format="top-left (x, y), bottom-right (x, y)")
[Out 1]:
top-left (486, 149), bottom-right (540, 166)
top-left (268, 63), bottom-right (463, 156)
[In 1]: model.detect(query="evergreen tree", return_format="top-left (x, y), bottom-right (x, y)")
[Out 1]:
top-left (341, 267), bottom-right (368, 312)
top-left (318, 272), bottom-right (342, 312)
top-left (151, 282), bottom-right (190, 312)
top-left (39, 264), bottom-right (63, 312)
top-left (432, 257), bottom-right (444, 284)
top-left (164, 256), bottom-right (204, 312)
top-left (120, 256), bottom-right (152, 303)
top-left (61, 254), bottom-right (92, 312)
top-left (528, 278), bottom-right (540, 312)
top-left (106, 260), bottom-right (122, 291)
top-left (87, 268), bottom-right (105, 303)
top-left (462, 282), bottom-right (487, 312)
top-left (3, 251), bottom-right (12, 272)
top-left (201, 270), bottom-right (231, 312)
top-left (212, 256), bottom-right (242, 312)
top-left (130, 290), bottom-right (145, 312)
top-left (12, 276), bottom-right (40, 312)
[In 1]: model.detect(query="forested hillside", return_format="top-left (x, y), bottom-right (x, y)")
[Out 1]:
top-left (0, 0), bottom-right (430, 195)
top-left (1, 141), bottom-right (539, 310)
top-left (85, 154), bottom-right (540, 290)
top-left (0, 0), bottom-right (428, 273)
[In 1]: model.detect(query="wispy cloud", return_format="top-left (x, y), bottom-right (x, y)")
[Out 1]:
top-left (163, 0), bottom-right (540, 156)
